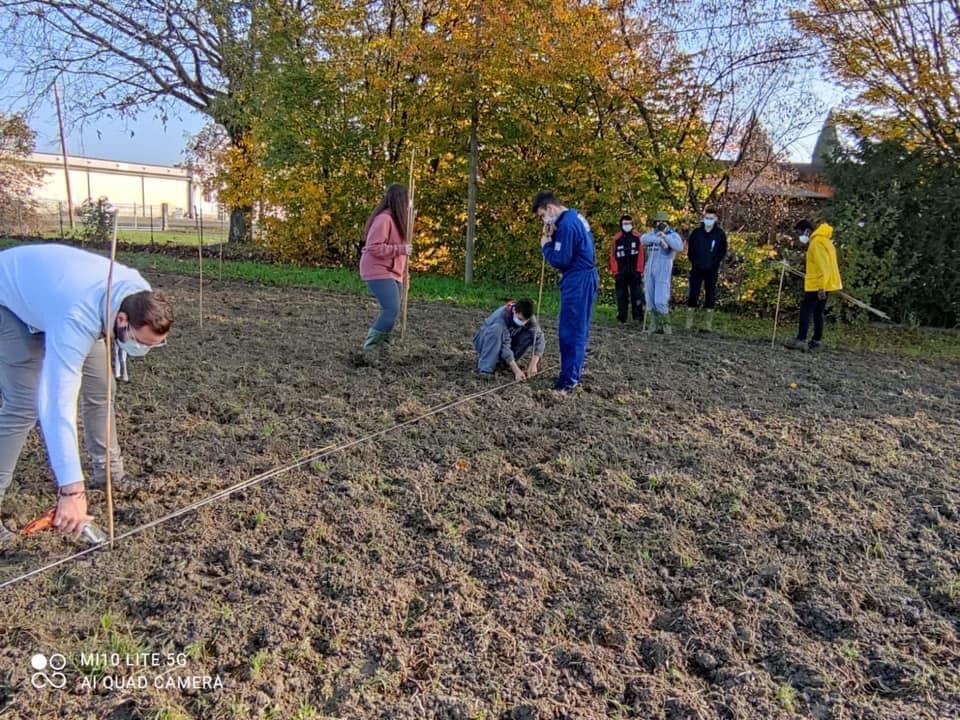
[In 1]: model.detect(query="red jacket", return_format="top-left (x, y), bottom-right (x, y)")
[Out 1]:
top-left (608, 230), bottom-right (644, 275)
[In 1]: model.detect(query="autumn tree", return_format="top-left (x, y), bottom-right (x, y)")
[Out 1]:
top-left (0, 0), bottom-right (327, 242)
top-left (0, 113), bottom-right (44, 234)
top-left (793, 0), bottom-right (960, 159)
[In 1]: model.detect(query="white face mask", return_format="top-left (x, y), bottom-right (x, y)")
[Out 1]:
top-left (703, 218), bottom-right (716, 230)
top-left (512, 314), bottom-right (527, 327)
top-left (798, 234), bottom-right (810, 245)
top-left (117, 325), bottom-right (160, 357)
top-left (622, 223), bottom-right (633, 233)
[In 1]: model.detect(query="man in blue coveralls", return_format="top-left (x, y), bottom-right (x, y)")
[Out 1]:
top-left (532, 190), bottom-right (599, 393)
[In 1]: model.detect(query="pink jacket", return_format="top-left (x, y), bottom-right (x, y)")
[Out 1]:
top-left (359, 210), bottom-right (407, 282)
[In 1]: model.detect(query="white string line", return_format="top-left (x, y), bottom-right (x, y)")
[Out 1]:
top-left (0, 363), bottom-right (552, 592)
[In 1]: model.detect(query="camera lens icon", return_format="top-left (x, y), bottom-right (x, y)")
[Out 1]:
top-left (30, 653), bottom-right (67, 689)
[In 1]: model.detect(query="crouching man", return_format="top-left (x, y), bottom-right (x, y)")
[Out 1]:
top-left (0, 243), bottom-right (173, 546)
top-left (473, 299), bottom-right (544, 381)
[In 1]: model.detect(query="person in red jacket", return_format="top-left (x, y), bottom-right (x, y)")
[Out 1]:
top-left (608, 214), bottom-right (645, 323)
top-left (359, 184), bottom-right (413, 353)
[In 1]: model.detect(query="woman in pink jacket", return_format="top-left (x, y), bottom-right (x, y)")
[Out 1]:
top-left (359, 184), bottom-right (412, 350)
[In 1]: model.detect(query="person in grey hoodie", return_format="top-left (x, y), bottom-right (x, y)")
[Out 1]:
top-left (473, 299), bottom-right (545, 381)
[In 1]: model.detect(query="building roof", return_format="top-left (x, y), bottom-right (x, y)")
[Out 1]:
top-left (27, 152), bottom-right (192, 180)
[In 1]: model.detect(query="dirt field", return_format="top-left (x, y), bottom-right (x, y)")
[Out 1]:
top-left (0, 273), bottom-right (958, 720)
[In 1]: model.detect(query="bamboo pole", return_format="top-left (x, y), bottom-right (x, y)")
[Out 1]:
top-left (400, 149), bottom-right (415, 340)
top-left (103, 216), bottom-right (119, 545)
top-left (196, 206), bottom-right (204, 330)
top-left (537, 256), bottom-right (546, 315)
top-left (771, 261), bottom-right (786, 347)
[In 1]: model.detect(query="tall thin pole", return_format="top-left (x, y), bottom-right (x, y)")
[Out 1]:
top-left (400, 149), bottom-right (415, 340)
top-left (53, 81), bottom-right (75, 229)
top-left (537, 257), bottom-right (545, 315)
top-left (103, 221), bottom-right (119, 544)
top-left (771, 261), bottom-right (787, 347)
top-left (196, 206), bottom-right (204, 330)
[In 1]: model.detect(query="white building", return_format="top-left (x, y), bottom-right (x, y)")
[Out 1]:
top-left (27, 152), bottom-right (219, 218)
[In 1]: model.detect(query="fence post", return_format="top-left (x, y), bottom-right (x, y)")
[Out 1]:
top-left (161, 203), bottom-right (168, 231)
top-left (149, 205), bottom-right (155, 247)
top-left (58, 201), bottom-right (64, 239)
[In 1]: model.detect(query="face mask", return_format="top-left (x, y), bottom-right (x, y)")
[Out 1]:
top-left (116, 325), bottom-right (154, 357)
top-left (798, 234), bottom-right (810, 245)
top-left (704, 218), bottom-right (715, 230)
top-left (542, 210), bottom-right (557, 225)
top-left (622, 223), bottom-right (633, 233)
top-left (513, 314), bottom-right (527, 327)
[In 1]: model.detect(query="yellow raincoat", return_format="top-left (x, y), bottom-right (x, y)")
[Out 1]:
top-left (805, 223), bottom-right (842, 292)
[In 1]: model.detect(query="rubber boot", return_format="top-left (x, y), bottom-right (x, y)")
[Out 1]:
top-left (645, 311), bottom-right (659, 334)
top-left (704, 309), bottom-right (715, 332)
top-left (661, 313), bottom-right (673, 335)
top-left (362, 328), bottom-right (390, 351)
top-left (685, 307), bottom-right (695, 331)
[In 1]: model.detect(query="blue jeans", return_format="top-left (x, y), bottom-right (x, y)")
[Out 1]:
top-left (366, 279), bottom-right (402, 334)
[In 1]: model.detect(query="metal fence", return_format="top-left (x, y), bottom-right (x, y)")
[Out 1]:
top-left (4, 198), bottom-right (233, 245)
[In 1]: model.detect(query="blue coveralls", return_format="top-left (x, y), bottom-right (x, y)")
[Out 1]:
top-left (640, 227), bottom-right (683, 315)
top-left (542, 209), bottom-right (599, 390)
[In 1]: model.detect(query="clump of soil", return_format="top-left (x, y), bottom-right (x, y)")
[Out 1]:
top-left (0, 273), bottom-right (957, 719)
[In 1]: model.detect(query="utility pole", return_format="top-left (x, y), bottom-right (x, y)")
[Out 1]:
top-left (464, 0), bottom-right (482, 286)
top-left (53, 80), bottom-right (75, 229)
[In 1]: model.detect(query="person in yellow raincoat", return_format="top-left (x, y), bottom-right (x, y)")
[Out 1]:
top-left (784, 219), bottom-right (842, 351)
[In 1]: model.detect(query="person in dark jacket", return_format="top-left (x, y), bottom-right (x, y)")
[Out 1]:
top-left (473, 299), bottom-right (545, 380)
top-left (685, 207), bottom-right (727, 331)
top-left (608, 214), bottom-right (645, 323)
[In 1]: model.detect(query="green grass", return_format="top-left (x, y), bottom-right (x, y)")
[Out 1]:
top-left (2, 237), bottom-right (958, 359)
top-left (38, 228), bottom-right (216, 246)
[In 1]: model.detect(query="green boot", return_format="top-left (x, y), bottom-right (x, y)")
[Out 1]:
top-left (645, 311), bottom-right (659, 334)
top-left (661, 313), bottom-right (673, 335)
top-left (362, 328), bottom-right (391, 351)
top-left (685, 307), bottom-right (696, 331)
top-left (704, 309), bottom-right (715, 332)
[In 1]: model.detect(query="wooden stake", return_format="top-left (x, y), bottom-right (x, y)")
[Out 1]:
top-left (103, 219), bottom-right (119, 545)
top-left (771, 260), bottom-right (786, 347)
top-left (196, 206), bottom-right (204, 330)
top-left (400, 149), bottom-right (415, 340)
top-left (537, 256), bottom-right (545, 315)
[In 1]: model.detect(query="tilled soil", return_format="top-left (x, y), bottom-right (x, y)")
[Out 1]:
top-left (0, 273), bottom-right (958, 720)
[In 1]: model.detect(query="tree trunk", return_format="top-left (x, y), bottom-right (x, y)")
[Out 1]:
top-left (228, 206), bottom-right (250, 244)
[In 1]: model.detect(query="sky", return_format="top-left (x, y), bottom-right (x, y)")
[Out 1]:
top-left (28, 101), bottom-right (206, 167)
top-left (7, 52), bottom-right (846, 169)
top-left (21, 95), bottom-right (841, 169)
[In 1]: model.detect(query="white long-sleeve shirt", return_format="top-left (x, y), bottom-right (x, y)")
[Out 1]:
top-left (0, 244), bottom-right (150, 486)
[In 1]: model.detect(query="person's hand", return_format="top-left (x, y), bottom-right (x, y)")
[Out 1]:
top-left (513, 367), bottom-right (527, 382)
top-left (817, 289), bottom-right (826, 300)
top-left (53, 484), bottom-right (93, 539)
top-left (404, 243), bottom-right (414, 255)
top-left (540, 234), bottom-right (551, 248)
top-left (527, 358), bottom-right (540, 376)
